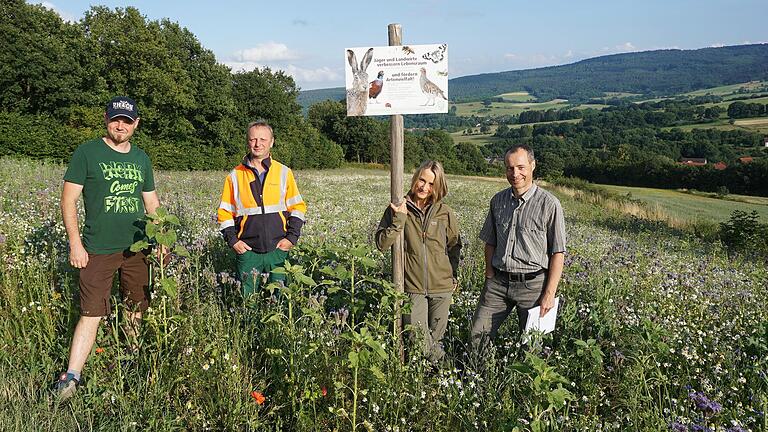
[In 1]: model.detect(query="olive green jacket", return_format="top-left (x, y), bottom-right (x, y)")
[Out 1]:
top-left (375, 199), bottom-right (462, 294)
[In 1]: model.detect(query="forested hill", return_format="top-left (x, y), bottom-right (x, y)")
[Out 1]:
top-left (451, 44), bottom-right (768, 102)
top-left (298, 44), bottom-right (768, 107)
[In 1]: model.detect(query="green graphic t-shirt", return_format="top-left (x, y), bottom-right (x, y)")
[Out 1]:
top-left (64, 138), bottom-right (155, 254)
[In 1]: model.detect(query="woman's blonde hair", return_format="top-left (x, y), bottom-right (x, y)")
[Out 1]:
top-left (408, 160), bottom-right (448, 204)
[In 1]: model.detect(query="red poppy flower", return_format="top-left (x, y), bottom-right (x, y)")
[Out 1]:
top-left (321, 386), bottom-right (328, 397)
top-left (250, 391), bottom-right (265, 405)
top-left (95, 347), bottom-right (105, 354)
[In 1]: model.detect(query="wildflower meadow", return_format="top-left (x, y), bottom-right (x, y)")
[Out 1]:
top-left (0, 157), bottom-right (766, 431)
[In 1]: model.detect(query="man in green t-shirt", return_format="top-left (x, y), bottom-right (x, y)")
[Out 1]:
top-left (54, 96), bottom-right (160, 400)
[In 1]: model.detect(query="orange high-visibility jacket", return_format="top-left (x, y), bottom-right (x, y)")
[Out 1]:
top-left (218, 157), bottom-right (306, 253)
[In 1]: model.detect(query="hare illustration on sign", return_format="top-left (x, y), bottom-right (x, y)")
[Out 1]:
top-left (346, 48), bottom-right (373, 116)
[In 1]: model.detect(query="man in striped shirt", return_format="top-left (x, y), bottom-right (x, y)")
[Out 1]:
top-left (470, 144), bottom-right (566, 349)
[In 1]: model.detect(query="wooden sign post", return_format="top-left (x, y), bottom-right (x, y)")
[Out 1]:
top-left (388, 23), bottom-right (405, 361)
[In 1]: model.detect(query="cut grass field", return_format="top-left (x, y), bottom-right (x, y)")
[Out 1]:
top-left (497, 91), bottom-right (536, 102)
top-left (734, 116), bottom-right (768, 127)
top-left (597, 183), bottom-right (768, 223)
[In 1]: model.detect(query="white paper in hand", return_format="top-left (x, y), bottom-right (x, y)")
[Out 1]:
top-left (523, 297), bottom-right (560, 342)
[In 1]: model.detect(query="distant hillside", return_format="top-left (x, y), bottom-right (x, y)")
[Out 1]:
top-left (298, 87), bottom-right (345, 110)
top-left (451, 44), bottom-right (768, 102)
top-left (299, 44), bottom-right (768, 108)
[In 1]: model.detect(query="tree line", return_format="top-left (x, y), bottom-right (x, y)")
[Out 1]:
top-left (0, 1), bottom-right (343, 170)
top-left (727, 101), bottom-right (768, 119)
top-left (307, 100), bottom-right (489, 175)
top-left (483, 105), bottom-right (768, 196)
top-left (0, 1), bottom-right (497, 175)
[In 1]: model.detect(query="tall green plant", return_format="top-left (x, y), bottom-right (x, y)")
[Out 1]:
top-left (130, 207), bottom-right (189, 299)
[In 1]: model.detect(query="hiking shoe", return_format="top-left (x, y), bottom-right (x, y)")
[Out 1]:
top-left (53, 372), bottom-right (79, 401)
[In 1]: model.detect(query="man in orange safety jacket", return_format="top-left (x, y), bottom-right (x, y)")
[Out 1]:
top-left (218, 120), bottom-right (307, 296)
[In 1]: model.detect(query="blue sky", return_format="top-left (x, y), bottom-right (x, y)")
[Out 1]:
top-left (35, 0), bottom-right (768, 90)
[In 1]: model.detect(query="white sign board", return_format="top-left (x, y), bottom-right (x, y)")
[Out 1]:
top-left (344, 44), bottom-right (448, 116)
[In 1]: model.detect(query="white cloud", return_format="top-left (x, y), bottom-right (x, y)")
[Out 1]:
top-left (564, 49), bottom-right (574, 58)
top-left (224, 42), bottom-right (342, 88)
top-left (223, 60), bottom-right (340, 88)
top-left (284, 65), bottom-right (340, 83)
top-left (224, 61), bottom-right (266, 73)
top-left (616, 42), bottom-right (637, 51)
top-left (233, 42), bottom-right (298, 62)
top-left (36, 1), bottom-right (78, 22)
top-left (599, 42), bottom-right (639, 54)
top-left (710, 42), bottom-right (725, 48)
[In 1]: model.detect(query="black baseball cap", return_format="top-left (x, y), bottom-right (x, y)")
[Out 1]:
top-left (106, 96), bottom-right (138, 121)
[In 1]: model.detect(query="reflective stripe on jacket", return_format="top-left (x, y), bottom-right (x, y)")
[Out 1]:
top-left (218, 157), bottom-right (306, 253)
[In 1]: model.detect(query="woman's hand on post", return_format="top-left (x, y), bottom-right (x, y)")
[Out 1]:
top-left (390, 201), bottom-right (407, 215)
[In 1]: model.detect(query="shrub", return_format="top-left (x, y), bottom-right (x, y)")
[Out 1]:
top-left (719, 210), bottom-right (768, 258)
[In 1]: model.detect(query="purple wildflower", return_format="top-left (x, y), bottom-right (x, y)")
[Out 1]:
top-left (688, 391), bottom-right (722, 415)
top-left (668, 421), bottom-right (687, 432)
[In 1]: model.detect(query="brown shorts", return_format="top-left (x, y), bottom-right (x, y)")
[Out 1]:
top-left (78, 251), bottom-right (150, 317)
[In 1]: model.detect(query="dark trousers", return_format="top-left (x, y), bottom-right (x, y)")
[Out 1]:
top-left (469, 271), bottom-right (545, 348)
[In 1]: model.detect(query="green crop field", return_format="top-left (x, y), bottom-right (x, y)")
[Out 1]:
top-left (598, 183), bottom-right (768, 223)
top-left (1, 158), bottom-right (766, 431)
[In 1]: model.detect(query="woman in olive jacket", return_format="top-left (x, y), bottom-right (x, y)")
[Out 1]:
top-left (376, 160), bottom-right (462, 363)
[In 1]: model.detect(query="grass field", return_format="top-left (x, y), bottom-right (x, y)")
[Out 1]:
top-left (450, 131), bottom-right (498, 146)
top-left (684, 81), bottom-right (768, 97)
top-left (1, 158), bottom-right (766, 431)
top-left (453, 99), bottom-right (570, 117)
top-left (701, 95), bottom-right (768, 110)
top-left (661, 116), bottom-right (768, 134)
top-left (597, 183), bottom-right (768, 223)
top-left (734, 117), bottom-right (768, 127)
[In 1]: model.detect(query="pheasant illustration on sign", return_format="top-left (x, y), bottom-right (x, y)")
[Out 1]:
top-left (369, 71), bottom-right (384, 103)
top-left (419, 67), bottom-right (447, 106)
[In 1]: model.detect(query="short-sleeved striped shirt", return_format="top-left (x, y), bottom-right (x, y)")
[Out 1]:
top-left (479, 183), bottom-right (566, 273)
